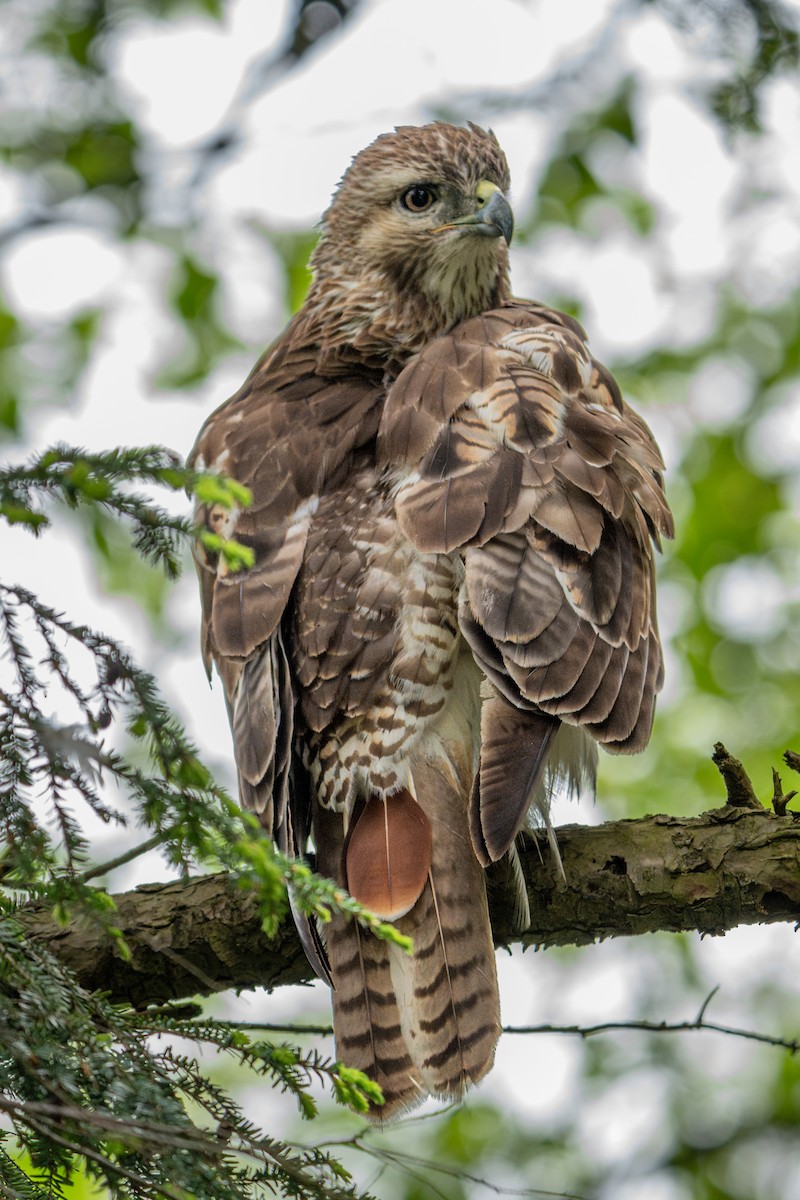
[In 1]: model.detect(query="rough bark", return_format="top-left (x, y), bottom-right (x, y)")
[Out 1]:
top-left (19, 801), bottom-right (800, 1006)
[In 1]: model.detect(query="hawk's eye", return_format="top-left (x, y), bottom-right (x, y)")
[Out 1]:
top-left (401, 185), bottom-right (437, 213)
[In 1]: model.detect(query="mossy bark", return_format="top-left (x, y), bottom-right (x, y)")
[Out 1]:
top-left (19, 802), bottom-right (800, 1006)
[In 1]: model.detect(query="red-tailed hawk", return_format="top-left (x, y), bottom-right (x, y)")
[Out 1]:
top-left (191, 123), bottom-right (672, 1118)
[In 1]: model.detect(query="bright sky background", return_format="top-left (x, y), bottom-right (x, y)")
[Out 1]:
top-left (3, 1), bottom-right (800, 1194)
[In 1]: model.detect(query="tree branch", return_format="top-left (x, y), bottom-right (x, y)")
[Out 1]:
top-left (17, 801), bottom-right (800, 1006)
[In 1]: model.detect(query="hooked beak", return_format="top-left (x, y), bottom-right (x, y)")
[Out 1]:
top-left (433, 182), bottom-right (514, 244)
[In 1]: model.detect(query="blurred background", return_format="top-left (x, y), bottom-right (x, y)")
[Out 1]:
top-left (2, 0), bottom-right (800, 1196)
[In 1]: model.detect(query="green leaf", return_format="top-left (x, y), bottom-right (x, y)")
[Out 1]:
top-left (193, 474), bottom-right (253, 509)
top-left (198, 530), bottom-right (255, 571)
top-left (0, 503), bottom-right (47, 529)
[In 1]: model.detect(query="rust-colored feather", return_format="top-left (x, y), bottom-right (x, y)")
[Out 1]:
top-left (345, 791), bottom-right (432, 920)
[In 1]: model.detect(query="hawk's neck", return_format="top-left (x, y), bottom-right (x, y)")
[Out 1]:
top-left (302, 255), bottom-right (511, 373)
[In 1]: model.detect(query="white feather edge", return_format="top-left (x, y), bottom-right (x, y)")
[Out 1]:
top-left (526, 722), bottom-right (598, 880)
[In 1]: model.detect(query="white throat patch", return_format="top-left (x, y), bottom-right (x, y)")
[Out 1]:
top-left (422, 236), bottom-right (500, 325)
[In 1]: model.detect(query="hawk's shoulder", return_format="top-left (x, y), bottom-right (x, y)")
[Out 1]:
top-left (378, 297), bottom-right (671, 552)
top-left (190, 319), bottom-right (384, 671)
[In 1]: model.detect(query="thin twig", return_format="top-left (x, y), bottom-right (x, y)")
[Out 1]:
top-left (157, 946), bottom-right (229, 994)
top-left (199, 1000), bottom-right (800, 1055)
top-left (783, 750), bottom-right (800, 776)
top-left (695, 984), bottom-right (720, 1023)
top-left (352, 1139), bottom-right (586, 1200)
top-left (503, 1018), bottom-right (799, 1054)
top-left (191, 1020), bottom-right (336, 1036)
top-left (78, 826), bottom-right (179, 882)
top-left (771, 768), bottom-right (798, 817)
top-left (712, 742), bottom-right (762, 809)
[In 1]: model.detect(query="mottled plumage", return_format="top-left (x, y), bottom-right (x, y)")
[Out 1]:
top-left (191, 122), bottom-right (672, 1118)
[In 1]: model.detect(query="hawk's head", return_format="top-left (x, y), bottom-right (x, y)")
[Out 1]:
top-left (308, 123), bottom-right (513, 359)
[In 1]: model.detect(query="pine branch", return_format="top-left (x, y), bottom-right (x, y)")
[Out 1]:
top-left (0, 919), bottom-right (376, 1200)
top-left (0, 442), bottom-right (252, 575)
top-left (18, 800), bottom-right (800, 1005)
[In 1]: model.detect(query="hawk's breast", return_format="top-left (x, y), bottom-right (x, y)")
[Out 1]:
top-left (290, 468), bottom-right (471, 810)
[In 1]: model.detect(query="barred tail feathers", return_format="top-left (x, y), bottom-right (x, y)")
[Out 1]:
top-left (313, 757), bottom-right (500, 1119)
top-left (327, 914), bottom-right (428, 1118)
top-left (394, 756), bottom-right (500, 1101)
top-left (314, 804), bottom-right (426, 1118)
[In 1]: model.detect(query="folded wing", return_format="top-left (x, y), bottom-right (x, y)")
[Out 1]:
top-left (379, 300), bottom-right (673, 863)
top-left (190, 323), bottom-right (383, 868)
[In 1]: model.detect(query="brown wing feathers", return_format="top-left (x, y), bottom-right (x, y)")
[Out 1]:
top-left (470, 693), bottom-right (557, 866)
top-left (381, 301), bottom-right (671, 746)
top-left (380, 300), bottom-right (671, 862)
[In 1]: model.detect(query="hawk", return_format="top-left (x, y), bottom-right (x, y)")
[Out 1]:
top-left (190, 123), bottom-right (672, 1118)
